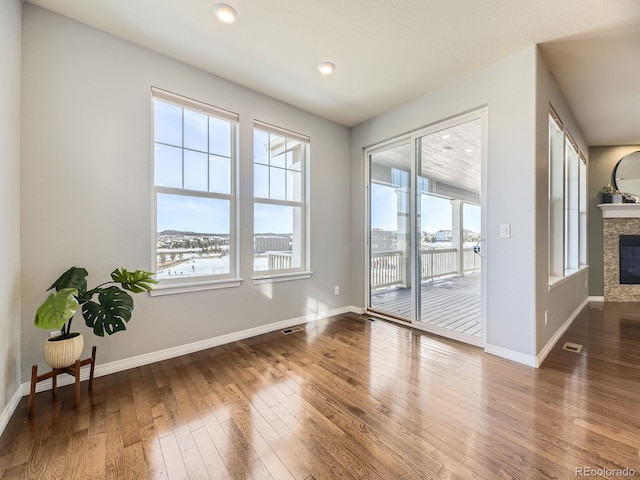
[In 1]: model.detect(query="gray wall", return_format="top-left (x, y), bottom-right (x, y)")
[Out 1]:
top-left (535, 48), bottom-right (589, 355)
top-left (20, 5), bottom-right (351, 382)
top-left (351, 47), bottom-right (539, 358)
top-left (588, 145), bottom-right (640, 296)
top-left (0, 0), bottom-right (22, 419)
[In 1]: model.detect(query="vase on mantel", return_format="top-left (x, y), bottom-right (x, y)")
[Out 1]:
top-left (612, 193), bottom-right (623, 203)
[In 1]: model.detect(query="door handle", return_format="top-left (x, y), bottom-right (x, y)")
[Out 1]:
top-left (473, 238), bottom-right (486, 258)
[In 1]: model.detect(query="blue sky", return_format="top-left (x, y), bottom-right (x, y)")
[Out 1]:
top-left (371, 183), bottom-right (481, 233)
top-left (154, 99), bottom-right (480, 236)
top-left (156, 194), bottom-right (296, 234)
top-left (155, 100), bottom-right (300, 235)
top-left (157, 177), bottom-right (481, 235)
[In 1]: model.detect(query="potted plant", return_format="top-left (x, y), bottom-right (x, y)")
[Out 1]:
top-left (34, 266), bottom-right (157, 368)
top-left (600, 184), bottom-right (622, 203)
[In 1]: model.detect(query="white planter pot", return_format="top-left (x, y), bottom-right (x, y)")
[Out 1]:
top-left (43, 333), bottom-right (84, 369)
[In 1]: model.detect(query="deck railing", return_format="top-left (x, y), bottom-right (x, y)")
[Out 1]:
top-left (371, 247), bottom-right (480, 289)
top-left (370, 250), bottom-right (406, 288)
top-left (266, 251), bottom-right (293, 270)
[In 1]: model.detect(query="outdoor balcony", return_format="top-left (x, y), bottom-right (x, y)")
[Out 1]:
top-left (370, 247), bottom-right (481, 338)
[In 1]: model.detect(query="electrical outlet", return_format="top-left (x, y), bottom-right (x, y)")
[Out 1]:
top-left (334, 285), bottom-right (339, 296)
top-left (544, 310), bottom-right (548, 326)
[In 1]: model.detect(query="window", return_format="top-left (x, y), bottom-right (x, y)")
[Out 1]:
top-left (564, 135), bottom-right (579, 273)
top-left (253, 122), bottom-right (310, 280)
top-left (579, 154), bottom-right (587, 266)
top-left (151, 88), bottom-right (240, 294)
top-left (549, 110), bottom-right (564, 278)
top-left (548, 107), bottom-right (587, 284)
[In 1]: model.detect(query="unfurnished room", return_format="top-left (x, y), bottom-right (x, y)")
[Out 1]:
top-left (2, 1), bottom-right (640, 478)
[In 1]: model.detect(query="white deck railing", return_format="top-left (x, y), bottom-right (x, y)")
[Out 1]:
top-left (371, 247), bottom-right (480, 289)
top-left (370, 250), bottom-right (406, 288)
top-left (266, 251), bottom-right (293, 270)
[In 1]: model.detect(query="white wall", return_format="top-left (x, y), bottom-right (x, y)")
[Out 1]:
top-left (535, 48), bottom-right (589, 357)
top-left (350, 47), bottom-right (539, 359)
top-left (20, 5), bottom-right (351, 382)
top-left (0, 0), bottom-right (23, 425)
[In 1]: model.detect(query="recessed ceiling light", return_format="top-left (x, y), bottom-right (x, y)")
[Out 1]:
top-left (442, 134), bottom-right (451, 139)
top-left (317, 62), bottom-right (335, 75)
top-left (441, 146), bottom-right (452, 152)
top-left (465, 149), bottom-right (474, 153)
top-left (213, 3), bottom-right (237, 23)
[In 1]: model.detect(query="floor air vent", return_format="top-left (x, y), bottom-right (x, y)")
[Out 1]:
top-left (562, 342), bottom-right (583, 353)
top-left (589, 305), bottom-right (603, 311)
top-left (281, 326), bottom-right (304, 335)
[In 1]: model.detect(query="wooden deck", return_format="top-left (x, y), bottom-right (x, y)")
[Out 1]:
top-left (370, 273), bottom-right (481, 337)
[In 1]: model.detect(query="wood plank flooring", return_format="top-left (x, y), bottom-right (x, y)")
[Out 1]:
top-left (2, 302), bottom-right (640, 479)
top-left (371, 273), bottom-right (481, 337)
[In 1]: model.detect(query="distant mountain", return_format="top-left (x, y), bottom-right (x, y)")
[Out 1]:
top-left (158, 230), bottom-right (229, 237)
top-left (158, 230), bottom-right (291, 237)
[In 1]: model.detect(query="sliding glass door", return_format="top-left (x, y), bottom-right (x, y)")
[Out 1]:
top-left (416, 119), bottom-right (483, 343)
top-left (367, 112), bottom-right (485, 345)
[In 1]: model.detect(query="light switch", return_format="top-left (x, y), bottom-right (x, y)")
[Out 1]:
top-left (500, 224), bottom-right (511, 239)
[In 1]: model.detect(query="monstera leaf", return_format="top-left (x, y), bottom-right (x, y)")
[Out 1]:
top-left (82, 286), bottom-right (134, 336)
top-left (110, 268), bottom-right (158, 293)
top-left (34, 288), bottom-right (79, 330)
top-left (49, 267), bottom-right (88, 294)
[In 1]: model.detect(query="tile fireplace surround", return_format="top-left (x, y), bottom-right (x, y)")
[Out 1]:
top-left (600, 204), bottom-right (640, 301)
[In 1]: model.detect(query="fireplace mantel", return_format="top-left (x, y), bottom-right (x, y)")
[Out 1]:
top-left (599, 203), bottom-right (640, 218)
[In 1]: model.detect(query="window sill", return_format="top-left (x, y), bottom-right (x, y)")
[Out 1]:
top-left (548, 265), bottom-right (588, 290)
top-left (252, 271), bottom-right (313, 285)
top-left (149, 277), bottom-right (243, 296)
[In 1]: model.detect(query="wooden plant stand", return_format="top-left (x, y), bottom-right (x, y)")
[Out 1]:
top-left (28, 346), bottom-right (97, 416)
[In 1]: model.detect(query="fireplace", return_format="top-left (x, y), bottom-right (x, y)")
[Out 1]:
top-left (619, 235), bottom-right (640, 284)
top-left (600, 204), bottom-right (640, 301)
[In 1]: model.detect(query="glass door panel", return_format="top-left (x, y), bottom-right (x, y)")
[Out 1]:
top-left (416, 119), bottom-right (483, 340)
top-left (369, 142), bottom-right (413, 321)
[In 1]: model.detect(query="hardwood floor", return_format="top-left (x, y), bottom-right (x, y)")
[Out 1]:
top-left (1, 302), bottom-right (640, 479)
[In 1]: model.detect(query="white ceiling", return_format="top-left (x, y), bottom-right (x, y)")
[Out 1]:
top-left (26, 0), bottom-right (640, 145)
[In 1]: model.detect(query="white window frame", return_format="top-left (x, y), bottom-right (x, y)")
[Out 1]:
top-left (549, 109), bottom-right (564, 281)
top-left (579, 153), bottom-right (588, 267)
top-left (150, 88), bottom-right (241, 296)
top-left (252, 121), bottom-right (311, 284)
top-left (564, 133), bottom-right (580, 274)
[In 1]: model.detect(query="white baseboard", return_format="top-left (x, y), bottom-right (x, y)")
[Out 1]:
top-left (484, 344), bottom-right (537, 367)
top-left (20, 305), bottom-right (355, 397)
top-left (588, 296), bottom-right (604, 302)
top-left (485, 297), bottom-right (590, 369)
top-left (350, 306), bottom-right (366, 314)
top-left (536, 297), bottom-right (589, 367)
top-left (0, 386), bottom-right (23, 437)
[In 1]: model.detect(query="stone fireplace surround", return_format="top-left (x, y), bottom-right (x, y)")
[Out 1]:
top-left (600, 204), bottom-right (640, 301)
